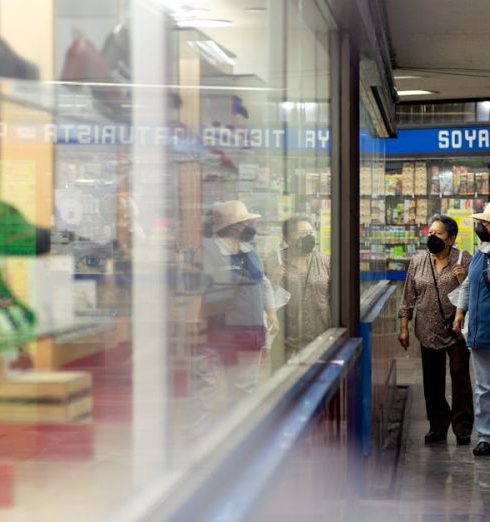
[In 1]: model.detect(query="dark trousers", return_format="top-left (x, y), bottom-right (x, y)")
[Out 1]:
top-left (421, 340), bottom-right (474, 435)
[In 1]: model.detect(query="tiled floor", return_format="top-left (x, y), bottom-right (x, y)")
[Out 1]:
top-left (346, 355), bottom-right (490, 522)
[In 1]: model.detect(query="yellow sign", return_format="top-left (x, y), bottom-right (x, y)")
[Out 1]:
top-left (320, 208), bottom-right (331, 255)
top-left (447, 208), bottom-right (475, 254)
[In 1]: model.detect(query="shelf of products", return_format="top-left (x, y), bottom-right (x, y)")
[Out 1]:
top-left (360, 158), bottom-right (490, 275)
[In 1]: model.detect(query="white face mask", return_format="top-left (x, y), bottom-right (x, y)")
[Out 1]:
top-left (479, 242), bottom-right (490, 254)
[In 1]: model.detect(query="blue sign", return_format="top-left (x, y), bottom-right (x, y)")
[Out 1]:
top-left (386, 127), bottom-right (490, 154)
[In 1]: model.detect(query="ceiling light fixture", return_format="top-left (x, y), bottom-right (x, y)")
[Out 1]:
top-left (189, 40), bottom-right (236, 66)
top-left (393, 75), bottom-right (422, 80)
top-left (177, 19), bottom-right (232, 28)
top-left (245, 7), bottom-right (267, 12)
top-left (397, 89), bottom-right (436, 96)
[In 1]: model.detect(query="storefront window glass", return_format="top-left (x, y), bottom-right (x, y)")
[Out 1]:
top-left (360, 103), bottom-right (387, 292)
top-left (0, 0), bottom-right (334, 517)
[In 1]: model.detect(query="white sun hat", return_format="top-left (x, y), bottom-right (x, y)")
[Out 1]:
top-left (212, 200), bottom-right (261, 232)
top-left (472, 202), bottom-right (490, 221)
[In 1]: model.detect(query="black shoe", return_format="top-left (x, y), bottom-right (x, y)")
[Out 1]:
top-left (424, 430), bottom-right (447, 443)
top-left (456, 433), bottom-right (471, 446)
top-left (473, 441), bottom-right (490, 456)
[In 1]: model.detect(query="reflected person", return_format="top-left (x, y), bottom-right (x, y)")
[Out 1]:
top-left (266, 216), bottom-right (331, 358)
top-left (192, 200), bottom-right (278, 434)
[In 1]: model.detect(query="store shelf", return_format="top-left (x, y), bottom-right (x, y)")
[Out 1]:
top-left (0, 317), bottom-right (115, 351)
top-left (360, 270), bottom-right (407, 281)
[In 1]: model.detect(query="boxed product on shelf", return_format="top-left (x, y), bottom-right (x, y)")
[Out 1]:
top-left (415, 198), bottom-right (428, 223)
top-left (467, 171), bottom-right (475, 194)
top-left (414, 162), bottom-right (428, 195)
top-left (456, 167), bottom-right (467, 194)
top-left (440, 198), bottom-right (449, 214)
top-left (320, 168), bottom-right (331, 195)
top-left (482, 172), bottom-right (489, 194)
top-left (430, 165), bottom-right (440, 195)
top-left (405, 198), bottom-right (416, 224)
top-left (373, 165), bottom-right (385, 196)
top-left (439, 169), bottom-right (454, 196)
top-left (360, 199), bottom-right (371, 224)
top-left (238, 163), bottom-right (260, 180)
top-left (370, 199), bottom-right (385, 224)
top-left (401, 166), bottom-right (414, 195)
top-left (388, 261), bottom-right (407, 271)
top-left (452, 166), bottom-right (462, 194)
top-left (360, 165), bottom-right (372, 196)
top-left (402, 162), bottom-right (414, 179)
top-left (304, 172), bottom-right (320, 195)
top-left (388, 200), bottom-right (405, 224)
top-left (385, 174), bottom-right (402, 196)
top-left (475, 172), bottom-right (490, 194)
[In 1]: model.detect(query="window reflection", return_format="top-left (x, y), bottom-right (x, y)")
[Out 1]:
top-left (0, 0), bottom-right (334, 517)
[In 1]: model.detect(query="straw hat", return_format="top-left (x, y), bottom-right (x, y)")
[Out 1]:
top-left (472, 202), bottom-right (490, 222)
top-left (212, 200), bottom-right (261, 232)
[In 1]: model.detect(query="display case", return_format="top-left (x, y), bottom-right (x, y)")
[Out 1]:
top-left (360, 157), bottom-right (489, 278)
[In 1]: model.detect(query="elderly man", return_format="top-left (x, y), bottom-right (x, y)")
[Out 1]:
top-left (454, 203), bottom-right (490, 456)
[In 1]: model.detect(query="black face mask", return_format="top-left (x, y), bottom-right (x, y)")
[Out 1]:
top-left (427, 234), bottom-right (446, 254)
top-left (475, 221), bottom-right (490, 243)
top-left (296, 234), bottom-right (316, 254)
top-left (239, 225), bottom-right (256, 242)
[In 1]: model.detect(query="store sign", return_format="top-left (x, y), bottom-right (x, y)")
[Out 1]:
top-left (386, 126), bottom-right (490, 154)
top-left (0, 121), bottom-right (333, 150)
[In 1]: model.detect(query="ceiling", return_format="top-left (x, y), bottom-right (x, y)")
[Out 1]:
top-left (385, 0), bottom-right (490, 102)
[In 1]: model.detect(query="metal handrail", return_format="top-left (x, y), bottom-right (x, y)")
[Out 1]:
top-left (111, 329), bottom-right (362, 522)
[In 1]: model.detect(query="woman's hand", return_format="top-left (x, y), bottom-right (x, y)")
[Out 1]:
top-left (271, 264), bottom-right (287, 287)
top-left (398, 327), bottom-right (409, 351)
top-left (265, 309), bottom-right (280, 334)
top-left (453, 309), bottom-right (466, 335)
top-left (452, 264), bottom-right (467, 284)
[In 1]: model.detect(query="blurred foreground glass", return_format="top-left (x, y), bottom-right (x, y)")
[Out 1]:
top-left (0, 0), bottom-right (333, 519)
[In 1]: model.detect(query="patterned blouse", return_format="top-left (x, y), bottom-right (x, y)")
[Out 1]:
top-left (398, 248), bottom-right (472, 349)
top-left (267, 250), bottom-right (331, 352)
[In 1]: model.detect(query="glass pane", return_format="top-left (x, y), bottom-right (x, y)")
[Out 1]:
top-left (360, 103), bottom-right (387, 292)
top-left (0, 0), bottom-right (334, 518)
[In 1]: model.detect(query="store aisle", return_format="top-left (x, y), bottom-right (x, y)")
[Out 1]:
top-left (347, 356), bottom-right (490, 522)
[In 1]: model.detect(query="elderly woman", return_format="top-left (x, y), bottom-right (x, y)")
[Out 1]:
top-left (398, 214), bottom-right (473, 445)
top-left (454, 203), bottom-right (490, 456)
top-left (267, 215), bottom-right (331, 357)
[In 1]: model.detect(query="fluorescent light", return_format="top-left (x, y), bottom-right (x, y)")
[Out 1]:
top-left (393, 75), bottom-right (422, 80)
top-left (281, 102), bottom-right (295, 112)
top-left (177, 19), bottom-right (232, 28)
top-left (245, 7), bottom-right (266, 12)
top-left (397, 89), bottom-right (436, 96)
top-left (190, 40), bottom-right (236, 66)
